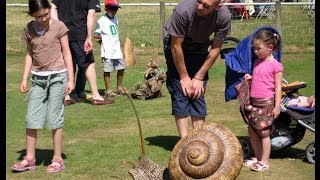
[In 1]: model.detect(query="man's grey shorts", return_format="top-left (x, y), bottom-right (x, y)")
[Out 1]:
top-left (166, 77), bottom-right (207, 117)
top-left (102, 57), bottom-right (126, 72)
top-left (25, 72), bottom-right (67, 130)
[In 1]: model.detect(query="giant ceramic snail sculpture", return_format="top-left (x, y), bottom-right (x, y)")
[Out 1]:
top-left (169, 123), bottom-right (243, 180)
top-left (124, 90), bottom-right (243, 179)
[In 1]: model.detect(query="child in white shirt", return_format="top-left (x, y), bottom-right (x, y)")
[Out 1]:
top-left (94, 0), bottom-right (125, 98)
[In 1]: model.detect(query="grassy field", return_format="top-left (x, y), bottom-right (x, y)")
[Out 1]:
top-left (6, 2), bottom-right (314, 180)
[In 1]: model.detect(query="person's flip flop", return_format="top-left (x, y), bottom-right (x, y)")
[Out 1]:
top-left (12, 156), bottom-right (36, 172)
top-left (250, 161), bottom-right (269, 172)
top-left (243, 157), bottom-right (258, 167)
top-left (47, 158), bottom-right (65, 173)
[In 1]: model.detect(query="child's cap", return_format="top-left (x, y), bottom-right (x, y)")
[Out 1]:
top-left (105, 0), bottom-right (121, 8)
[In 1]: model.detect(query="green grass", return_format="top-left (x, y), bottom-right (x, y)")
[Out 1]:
top-left (6, 2), bottom-right (314, 180)
top-left (6, 54), bottom-right (315, 179)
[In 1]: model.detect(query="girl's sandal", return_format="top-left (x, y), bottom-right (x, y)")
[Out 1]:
top-left (243, 157), bottom-right (258, 167)
top-left (47, 158), bottom-right (65, 173)
top-left (12, 156), bottom-right (36, 172)
top-left (250, 162), bottom-right (269, 172)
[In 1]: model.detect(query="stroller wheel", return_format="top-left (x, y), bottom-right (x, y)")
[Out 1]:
top-left (305, 141), bottom-right (315, 164)
top-left (238, 137), bottom-right (253, 159)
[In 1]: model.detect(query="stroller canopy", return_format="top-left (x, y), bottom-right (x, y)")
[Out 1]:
top-left (224, 26), bottom-right (282, 102)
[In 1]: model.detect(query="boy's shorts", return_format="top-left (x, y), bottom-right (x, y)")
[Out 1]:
top-left (25, 72), bottom-right (67, 130)
top-left (69, 40), bottom-right (95, 68)
top-left (166, 77), bottom-right (207, 117)
top-left (102, 57), bottom-right (126, 72)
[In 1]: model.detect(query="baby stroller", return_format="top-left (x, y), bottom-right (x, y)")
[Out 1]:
top-left (222, 26), bottom-right (315, 164)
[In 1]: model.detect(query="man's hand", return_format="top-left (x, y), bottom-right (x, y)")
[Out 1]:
top-left (85, 9), bottom-right (96, 54)
top-left (180, 76), bottom-right (194, 98)
top-left (191, 78), bottom-right (205, 99)
top-left (84, 38), bottom-right (93, 54)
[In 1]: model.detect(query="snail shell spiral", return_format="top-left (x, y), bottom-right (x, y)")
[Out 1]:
top-left (169, 123), bottom-right (243, 180)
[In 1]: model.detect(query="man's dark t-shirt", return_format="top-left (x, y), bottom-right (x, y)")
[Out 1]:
top-left (51, 0), bottom-right (101, 41)
top-left (163, 0), bottom-right (231, 79)
top-left (163, 0), bottom-right (231, 52)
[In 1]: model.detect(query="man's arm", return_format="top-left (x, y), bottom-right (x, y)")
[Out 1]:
top-left (84, 9), bottom-right (96, 53)
top-left (191, 37), bottom-right (224, 99)
top-left (194, 37), bottom-right (223, 80)
top-left (171, 36), bottom-right (188, 80)
top-left (171, 36), bottom-right (194, 97)
top-left (50, 3), bottom-right (59, 20)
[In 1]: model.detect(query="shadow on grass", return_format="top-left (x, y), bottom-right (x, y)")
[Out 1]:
top-left (270, 147), bottom-right (306, 160)
top-left (15, 149), bottom-right (67, 166)
top-left (145, 135), bottom-right (309, 163)
top-left (145, 135), bottom-right (180, 151)
top-left (84, 89), bottom-right (168, 101)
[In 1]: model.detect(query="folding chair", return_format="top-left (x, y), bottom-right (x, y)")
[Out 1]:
top-left (255, 0), bottom-right (275, 19)
top-left (307, 0), bottom-right (315, 20)
top-left (302, 0), bottom-right (314, 12)
top-left (240, 0), bottom-right (255, 21)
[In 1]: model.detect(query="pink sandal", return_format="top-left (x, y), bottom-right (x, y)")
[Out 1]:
top-left (243, 157), bottom-right (258, 167)
top-left (250, 161), bottom-right (269, 172)
top-left (47, 158), bottom-right (65, 173)
top-left (12, 156), bottom-right (36, 172)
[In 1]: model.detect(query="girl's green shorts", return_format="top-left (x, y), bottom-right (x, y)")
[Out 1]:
top-left (25, 72), bottom-right (67, 130)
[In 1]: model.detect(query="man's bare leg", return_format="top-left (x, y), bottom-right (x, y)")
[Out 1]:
top-left (85, 63), bottom-right (104, 100)
top-left (175, 116), bottom-right (189, 138)
top-left (191, 116), bottom-right (205, 129)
